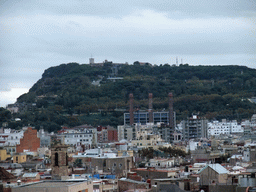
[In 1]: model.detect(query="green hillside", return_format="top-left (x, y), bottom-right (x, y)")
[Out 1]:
top-left (5, 62), bottom-right (256, 132)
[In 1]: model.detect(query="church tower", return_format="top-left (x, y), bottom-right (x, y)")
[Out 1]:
top-left (51, 145), bottom-right (69, 179)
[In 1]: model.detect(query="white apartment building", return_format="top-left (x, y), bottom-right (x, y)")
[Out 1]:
top-left (63, 132), bottom-right (93, 146)
top-left (241, 120), bottom-right (251, 134)
top-left (208, 119), bottom-right (243, 137)
top-left (117, 125), bottom-right (136, 141)
top-left (241, 115), bottom-right (256, 136)
top-left (146, 158), bottom-right (175, 168)
top-left (0, 128), bottom-right (24, 147)
top-left (58, 128), bottom-right (97, 147)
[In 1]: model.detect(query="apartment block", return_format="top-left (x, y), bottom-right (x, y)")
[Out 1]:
top-left (16, 127), bottom-right (40, 153)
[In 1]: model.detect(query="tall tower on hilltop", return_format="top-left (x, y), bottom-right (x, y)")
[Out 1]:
top-left (89, 57), bottom-right (94, 64)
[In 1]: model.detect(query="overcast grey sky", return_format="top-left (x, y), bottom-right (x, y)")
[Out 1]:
top-left (0, 0), bottom-right (255, 107)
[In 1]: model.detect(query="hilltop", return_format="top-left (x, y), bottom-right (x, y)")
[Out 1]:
top-left (5, 61), bottom-right (256, 132)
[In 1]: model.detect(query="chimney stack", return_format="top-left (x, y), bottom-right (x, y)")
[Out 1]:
top-left (148, 93), bottom-right (153, 123)
top-left (168, 93), bottom-right (174, 129)
top-left (169, 93), bottom-right (174, 142)
top-left (129, 93), bottom-right (134, 125)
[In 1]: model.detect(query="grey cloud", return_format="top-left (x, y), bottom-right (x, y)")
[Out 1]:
top-left (1, 0), bottom-right (255, 18)
top-left (0, 0), bottom-right (255, 107)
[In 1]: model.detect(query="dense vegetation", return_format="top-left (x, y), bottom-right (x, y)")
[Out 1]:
top-left (138, 147), bottom-right (187, 160)
top-left (2, 62), bottom-right (256, 132)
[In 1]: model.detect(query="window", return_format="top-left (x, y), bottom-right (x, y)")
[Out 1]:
top-left (66, 153), bottom-right (68, 166)
top-left (55, 153), bottom-right (59, 166)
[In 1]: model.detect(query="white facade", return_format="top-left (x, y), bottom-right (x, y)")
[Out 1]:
top-left (241, 116), bottom-right (256, 135)
top-left (0, 128), bottom-right (24, 147)
top-left (63, 132), bottom-right (93, 146)
top-left (251, 114), bottom-right (256, 128)
top-left (230, 121), bottom-right (243, 133)
top-left (118, 125), bottom-right (135, 141)
top-left (208, 120), bottom-right (243, 137)
top-left (241, 120), bottom-right (252, 136)
top-left (244, 147), bottom-right (251, 162)
top-left (146, 158), bottom-right (175, 168)
top-left (188, 163), bottom-right (207, 174)
top-left (59, 128), bottom-right (97, 147)
top-left (188, 140), bottom-right (199, 151)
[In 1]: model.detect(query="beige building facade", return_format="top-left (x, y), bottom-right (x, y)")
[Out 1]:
top-left (13, 154), bottom-right (26, 163)
top-left (199, 164), bottom-right (229, 185)
top-left (12, 181), bottom-right (93, 192)
top-left (0, 149), bottom-right (11, 161)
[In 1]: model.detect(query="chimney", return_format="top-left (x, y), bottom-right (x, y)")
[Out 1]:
top-left (168, 93), bottom-right (174, 129)
top-left (129, 93), bottom-right (134, 125)
top-left (148, 93), bottom-right (153, 123)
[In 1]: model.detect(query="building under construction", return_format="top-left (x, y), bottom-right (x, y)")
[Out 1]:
top-left (123, 93), bottom-right (176, 142)
top-left (124, 93), bottom-right (175, 126)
